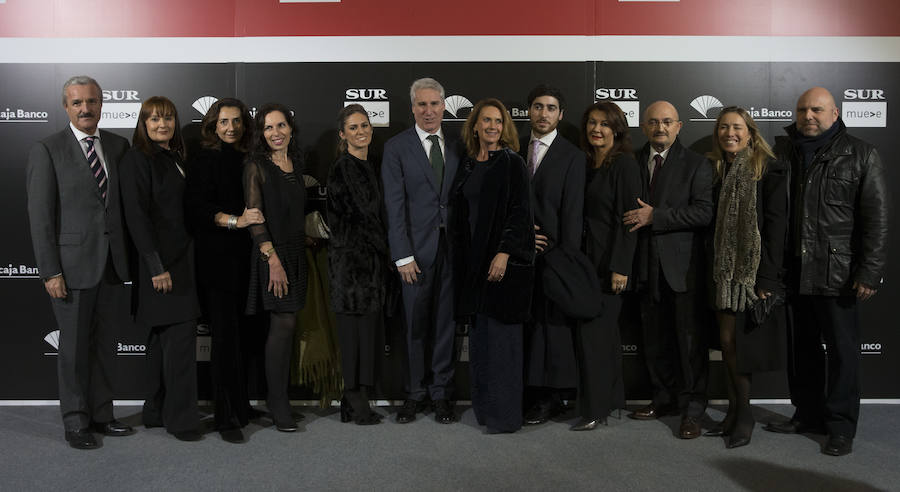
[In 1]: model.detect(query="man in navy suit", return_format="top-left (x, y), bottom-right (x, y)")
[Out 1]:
top-left (382, 77), bottom-right (460, 424)
top-left (624, 100), bottom-right (714, 439)
top-left (26, 75), bottom-right (135, 449)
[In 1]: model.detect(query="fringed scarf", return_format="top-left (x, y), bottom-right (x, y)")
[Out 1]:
top-left (713, 148), bottom-right (761, 312)
top-left (291, 246), bottom-right (343, 407)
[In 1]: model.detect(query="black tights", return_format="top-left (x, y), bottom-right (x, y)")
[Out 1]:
top-left (265, 312), bottom-right (296, 424)
top-left (717, 311), bottom-right (754, 439)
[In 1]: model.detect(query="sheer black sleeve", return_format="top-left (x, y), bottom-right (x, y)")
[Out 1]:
top-left (243, 158), bottom-right (271, 246)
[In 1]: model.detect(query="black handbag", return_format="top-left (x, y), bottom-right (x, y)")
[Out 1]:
top-left (540, 243), bottom-right (604, 320)
top-left (749, 292), bottom-right (784, 325)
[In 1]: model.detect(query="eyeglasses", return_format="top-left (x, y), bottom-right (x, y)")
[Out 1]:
top-left (646, 119), bottom-right (678, 128)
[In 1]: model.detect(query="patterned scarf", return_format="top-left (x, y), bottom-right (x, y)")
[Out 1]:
top-left (713, 148), bottom-right (761, 312)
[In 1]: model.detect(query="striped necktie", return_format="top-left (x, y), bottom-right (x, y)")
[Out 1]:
top-left (84, 136), bottom-right (108, 201)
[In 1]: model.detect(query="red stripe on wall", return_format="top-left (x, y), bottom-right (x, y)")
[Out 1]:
top-left (1, 0), bottom-right (898, 37)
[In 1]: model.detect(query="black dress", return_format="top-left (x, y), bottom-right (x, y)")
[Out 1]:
top-left (711, 158), bottom-right (788, 373)
top-left (119, 145), bottom-right (200, 434)
top-left (450, 149), bottom-right (534, 433)
top-left (243, 156), bottom-right (307, 314)
top-left (185, 143), bottom-right (257, 430)
top-left (581, 153), bottom-right (642, 420)
top-left (326, 152), bottom-right (389, 388)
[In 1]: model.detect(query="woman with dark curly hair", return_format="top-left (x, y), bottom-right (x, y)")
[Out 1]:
top-left (576, 101), bottom-right (642, 430)
top-left (449, 98), bottom-right (534, 433)
top-left (243, 103), bottom-right (307, 432)
top-left (120, 96), bottom-right (201, 441)
top-left (184, 98), bottom-right (264, 443)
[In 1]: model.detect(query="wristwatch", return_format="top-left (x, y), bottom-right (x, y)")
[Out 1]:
top-left (261, 247), bottom-right (275, 261)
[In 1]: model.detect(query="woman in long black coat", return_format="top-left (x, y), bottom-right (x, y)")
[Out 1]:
top-left (120, 96), bottom-right (201, 441)
top-left (705, 106), bottom-right (787, 449)
top-left (450, 98), bottom-right (534, 433)
top-left (243, 103), bottom-right (308, 432)
top-left (326, 104), bottom-right (388, 425)
top-left (184, 98), bottom-right (264, 443)
top-left (577, 102), bottom-right (642, 430)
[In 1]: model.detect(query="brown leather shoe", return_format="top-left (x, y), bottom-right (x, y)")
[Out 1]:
top-left (679, 416), bottom-right (701, 439)
top-left (628, 404), bottom-right (676, 421)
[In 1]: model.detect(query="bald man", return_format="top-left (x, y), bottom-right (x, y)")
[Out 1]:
top-left (763, 88), bottom-right (887, 456)
top-left (624, 101), bottom-right (714, 439)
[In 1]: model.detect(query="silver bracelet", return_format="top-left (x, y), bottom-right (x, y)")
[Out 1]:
top-left (227, 215), bottom-right (238, 230)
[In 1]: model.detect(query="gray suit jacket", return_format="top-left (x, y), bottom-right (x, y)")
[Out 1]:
top-left (382, 126), bottom-right (460, 269)
top-left (26, 126), bottom-right (130, 288)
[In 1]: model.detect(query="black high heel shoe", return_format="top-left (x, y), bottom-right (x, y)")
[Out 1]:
top-left (340, 397), bottom-right (353, 423)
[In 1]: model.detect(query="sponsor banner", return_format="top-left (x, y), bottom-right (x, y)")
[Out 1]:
top-left (97, 103), bottom-right (141, 129)
top-left (344, 88), bottom-right (390, 127)
top-left (0, 107), bottom-right (49, 123)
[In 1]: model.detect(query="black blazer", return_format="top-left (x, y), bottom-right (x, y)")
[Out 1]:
top-left (26, 127), bottom-right (130, 287)
top-left (120, 145), bottom-right (199, 325)
top-left (519, 132), bottom-right (585, 253)
top-left (584, 152), bottom-right (643, 292)
top-left (450, 149), bottom-right (535, 323)
top-left (184, 144), bottom-right (251, 292)
top-left (326, 152), bottom-right (389, 315)
top-left (635, 138), bottom-right (714, 293)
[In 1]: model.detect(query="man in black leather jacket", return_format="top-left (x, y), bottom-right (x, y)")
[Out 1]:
top-left (764, 87), bottom-right (888, 457)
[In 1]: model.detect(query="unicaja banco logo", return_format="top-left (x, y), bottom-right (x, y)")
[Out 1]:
top-left (43, 330), bottom-right (60, 356)
top-left (443, 95), bottom-right (473, 121)
top-left (192, 96), bottom-right (218, 122)
top-left (690, 95), bottom-right (724, 119)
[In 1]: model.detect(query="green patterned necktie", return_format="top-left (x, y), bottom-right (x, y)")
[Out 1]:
top-left (427, 134), bottom-right (444, 190)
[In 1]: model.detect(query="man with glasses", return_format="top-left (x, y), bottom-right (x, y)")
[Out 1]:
top-left (624, 101), bottom-right (713, 439)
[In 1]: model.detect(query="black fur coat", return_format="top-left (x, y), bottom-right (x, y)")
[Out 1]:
top-left (326, 152), bottom-right (389, 314)
top-left (450, 149), bottom-right (535, 323)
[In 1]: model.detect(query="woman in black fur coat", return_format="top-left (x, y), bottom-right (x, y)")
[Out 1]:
top-left (326, 104), bottom-right (389, 425)
top-left (449, 98), bottom-right (535, 433)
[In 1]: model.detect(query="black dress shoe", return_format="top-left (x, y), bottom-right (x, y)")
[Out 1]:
top-left (824, 435), bottom-right (853, 456)
top-left (763, 419), bottom-right (825, 435)
top-left (92, 420), bottom-right (135, 436)
top-left (629, 403), bottom-right (677, 421)
top-left (523, 400), bottom-right (560, 426)
top-left (65, 429), bottom-right (99, 450)
top-left (570, 418), bottom-right (606, 431)
top-left (172, 430), bottom-right (203, 441)
top-left (679, 416), bottom-right (702, 439)
top-left (433, 399), bottom-right (456, 424)
top-left (395, 399), bottom-right (428, 424)
top-left (219, 428), bottom-right (245, 443)
top-left (355, 411), bottom-right (384, 426)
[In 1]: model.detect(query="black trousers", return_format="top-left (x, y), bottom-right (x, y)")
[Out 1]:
top-left (50, 262), bottom-right (120, 431)
top-left (205, 287), bottom-right (255, 430)
top-left (574, 292), bottom-right (625, 420)
top-left (142, 319), bottom-right (200, 433)
top-left (640, 273), bottom-right (708, 418)
top-left (400, 230), bottom-right (455, 401)
top-left (788, 294), bottom-right (860, 437)
top-left (470, 314), bottom-right (523, 432)
top-left (335, 311), bottom-right (381, 389)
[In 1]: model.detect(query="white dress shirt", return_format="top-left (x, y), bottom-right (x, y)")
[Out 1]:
top-left (69, 122), bottom-right (108, 174)
top-left (528, 128), bottom-right (558, 174)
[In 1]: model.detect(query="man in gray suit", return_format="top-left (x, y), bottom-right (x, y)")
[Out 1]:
top-left (382, 77), bottom-right (460, 424)
top-left (26, 75), bottom-right (134, 449)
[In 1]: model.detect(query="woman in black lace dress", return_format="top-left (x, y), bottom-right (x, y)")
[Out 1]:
top-left (243, 103), bottom-right (307, 432)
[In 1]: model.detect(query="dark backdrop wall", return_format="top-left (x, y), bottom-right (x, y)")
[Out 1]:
top-left (1, 61), bottom-right (896, 400)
